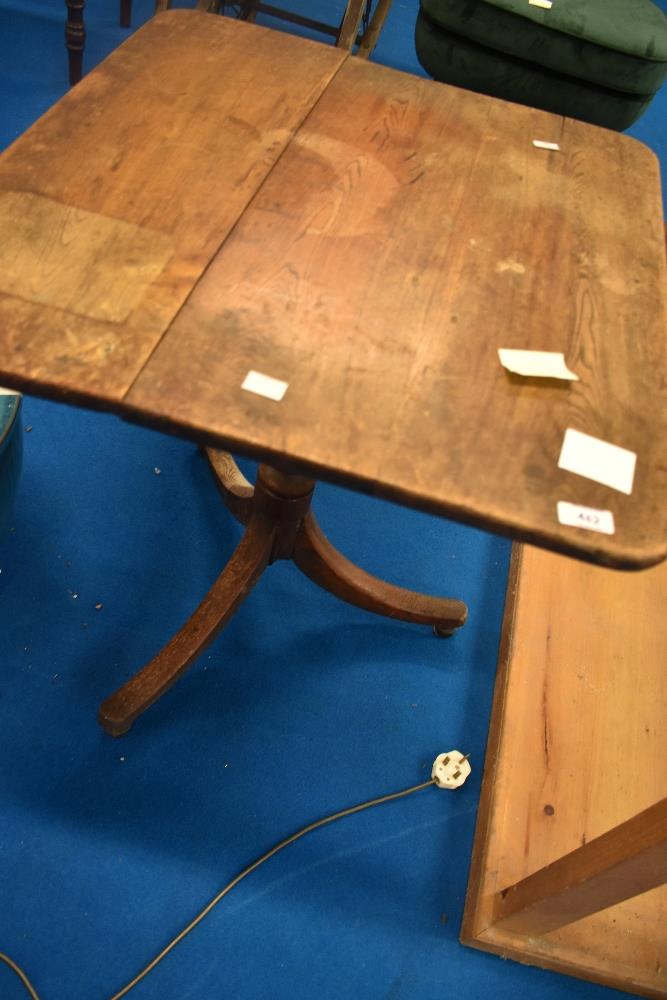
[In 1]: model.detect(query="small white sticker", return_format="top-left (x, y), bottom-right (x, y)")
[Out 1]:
top-left (241, 370), bottom-right (288, 402)
top-left (557, 501), bottom-right (615, 535)
top-left (529, 0), bottom-right (552, 8)
top-left (532, 139), bottom-right (560, 150)
top-left (498, 349), bottom-right (578, 380)
top-left (558, 428), bottom-right (636, 495)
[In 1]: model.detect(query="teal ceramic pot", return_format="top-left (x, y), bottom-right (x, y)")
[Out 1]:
top-left (0, 393), bottom-right (22, 537)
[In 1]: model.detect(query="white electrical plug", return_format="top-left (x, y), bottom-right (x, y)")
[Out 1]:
top-left (431, 751), bottom-right (471, 789)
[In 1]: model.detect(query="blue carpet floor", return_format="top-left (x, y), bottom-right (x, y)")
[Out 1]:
top-left (0, 3), bottom-right (665, 998)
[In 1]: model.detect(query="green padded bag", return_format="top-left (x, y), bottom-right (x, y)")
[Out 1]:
top-left (416, 0), bottom-right (667, 129)
top-left (415, 13), bottom-right (654, 129)
top-left (419, 0), bottom-right (667, 94)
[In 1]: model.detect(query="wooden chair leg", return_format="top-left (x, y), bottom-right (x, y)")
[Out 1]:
top-left (98, 515), bottom-right (275, 736)
top-left (357, 0), bottom-right (393, 58)
top-left (237, 1), bottom-right (258, 20)
top-left (119, 0), bottom-right (131, 28)
top-left (337, 0), bottom-right (366, 50)
top-left (293, 511), bottom-right (467, 632)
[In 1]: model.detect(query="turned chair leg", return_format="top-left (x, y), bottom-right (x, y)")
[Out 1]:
top-left (65, 0), bottom-right (85, 86)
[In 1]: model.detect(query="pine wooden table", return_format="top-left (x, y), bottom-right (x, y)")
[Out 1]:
top-left (4, 11), bottom-right (667, 733)
top-left (462, 544), bottom-right (667, 997)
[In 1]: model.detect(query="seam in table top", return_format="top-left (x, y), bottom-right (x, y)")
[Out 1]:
top-left (121, 49), bottom-right (351, 406)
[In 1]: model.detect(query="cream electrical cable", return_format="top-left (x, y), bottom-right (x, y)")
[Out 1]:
top-left (0, 951), bottom-right (41, 999)
top-left (1, 752), bottom-right (471, 1000)
top-left (109, 777), bottom-right (437, 1000)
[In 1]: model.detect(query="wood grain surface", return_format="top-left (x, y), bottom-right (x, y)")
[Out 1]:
top-left (491, 796), bottom-right (667, 936)
top-left (0, 191), bottom-right (173, 322)
top-left (0, 14), bottom-right (665, 568)
top-left (126, 56), bottom-right (667, 568)
top-left (0, 11), bottom-right (345, 402)
top-left (461, 544), bottom-right (667, 996)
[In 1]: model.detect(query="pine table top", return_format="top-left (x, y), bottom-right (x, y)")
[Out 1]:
top-left (1, 11), bottom-right (665, 569)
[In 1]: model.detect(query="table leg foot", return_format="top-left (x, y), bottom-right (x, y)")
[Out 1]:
top-left (97, 515), bottom-right (274, 736)
top-left (293, 510), bottom-right (468, 632)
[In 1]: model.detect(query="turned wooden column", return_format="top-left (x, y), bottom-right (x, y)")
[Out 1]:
top-left (65, 0), bottom-right (85, 86)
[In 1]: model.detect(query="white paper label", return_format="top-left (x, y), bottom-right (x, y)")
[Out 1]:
top-left (558, 428), bottom-right (636, 495)
top-left (529, 0), bottom-right (552, 9)
top-left (532, 139), bottom-right (560, 150)
top-left (241, 370), bottom-right (288, 402)
top-left (498, 349), bottom-right (578, 380)
top-left (557, 501), bottom-right (615, 535)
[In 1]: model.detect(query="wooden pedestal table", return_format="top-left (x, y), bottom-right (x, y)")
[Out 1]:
top-left (2, 12), bottom-right (666, 736)
top-left (462, 546), bottom-right (667, 997)
top-left (100, 457), bottom-right (465, 735)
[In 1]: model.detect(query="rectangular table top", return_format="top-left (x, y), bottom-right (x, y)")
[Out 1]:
top-left (1, 10), bottom-right (666, 570)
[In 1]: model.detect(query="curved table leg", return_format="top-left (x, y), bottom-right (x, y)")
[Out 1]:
top-left (98, 515), bottom-right (274, 736)
top-left (98, 466), bottom-right (467, 735)
top-left (293, 510), bottom-right (468, 633)
top-left (204, 449), bottom-right (255, 525)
